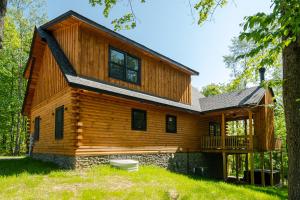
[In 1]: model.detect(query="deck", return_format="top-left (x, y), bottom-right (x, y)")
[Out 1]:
top-left (200, 135), bottom-right (282, 152)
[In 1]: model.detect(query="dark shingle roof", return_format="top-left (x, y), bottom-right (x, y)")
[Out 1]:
top-left (198, 87), bottom-right (266, 112)
top-left (24, 16), bottom-right (270, 115)
top-left (67, 75), bottom-right (202, 113)
top-left (37, 28), bottom-right (77, 76)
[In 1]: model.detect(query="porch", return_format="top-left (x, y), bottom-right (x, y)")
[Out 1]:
top-left (199, 106), bottom-right (282, 186)
top-left (200, 135), bottom-right (282, 152)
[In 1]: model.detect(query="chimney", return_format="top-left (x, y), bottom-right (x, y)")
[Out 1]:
top-left (259, 67), bottom-right (266, 85)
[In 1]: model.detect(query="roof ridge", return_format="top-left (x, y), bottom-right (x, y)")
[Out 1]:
top-left (39, 10), bottom-right (199, 76)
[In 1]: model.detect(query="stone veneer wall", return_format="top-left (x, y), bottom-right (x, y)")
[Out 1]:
top-left (32, 152), bottom-right (223, 179)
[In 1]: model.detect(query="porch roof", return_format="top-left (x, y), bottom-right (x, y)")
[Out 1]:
top-left (198, 86), bottom-right (272, 113)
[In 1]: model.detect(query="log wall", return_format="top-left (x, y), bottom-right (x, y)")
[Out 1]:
top-left (76, 90), bottom-right (209, 155)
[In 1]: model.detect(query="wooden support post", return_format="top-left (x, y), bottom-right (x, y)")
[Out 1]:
top-left (221, 113), bottom-right (225, 149)
top-left (260, 152), bottom-right (265, 186)
top-left (236, 154), bottom-right (239, 182)
top-left (248, 111), bottom-right (254, 185)
top-left (222, 152), bottom-right (227, 181)
top-left (250, 152), bottom-right (255, 185)
top-left (280, 150), bottom-right (284, 186)
top-left (244, 119), bottom-right (247, 135)
top-left (270, 151), bottom-right (274, 186)
top-left (245, 153), bottom-right (249, 171)
top-left (248, 111), bottom-right (253, 150)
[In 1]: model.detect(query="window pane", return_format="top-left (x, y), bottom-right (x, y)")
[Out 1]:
top-left (34, 117), bottom-right (40, 141)
top-left (126, 70), bottom-right (138, 83)
top-left (110, 63), bottom-right (124, 80)
top-left (132, 109), bottom-right (146, 131)
top-left (166, 115), bottom-right (177, 133)
top-left (55, 106), bottom-right (64, 140)
top-left (110, 49), bottom-right (125, 65)
top-left (127, 55), bottom-right (139, 70)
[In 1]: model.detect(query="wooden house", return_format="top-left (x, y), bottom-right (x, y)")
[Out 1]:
top-left (22, 11), bottom-right (281, 184)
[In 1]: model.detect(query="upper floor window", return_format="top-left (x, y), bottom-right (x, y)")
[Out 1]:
top-left (166, 115), bottom-right (177, 133)
top-left (55, 106), bottom-right (64, 140)
top-left (209, 122), bottom-right (220, 136)
top-left (109, 47), bottom-right (140, 84)
top-left (34, 116), bottom-right (41, 141)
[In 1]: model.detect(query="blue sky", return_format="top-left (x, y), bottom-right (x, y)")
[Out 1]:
top-left (46, 0), bottom-right (271, 90)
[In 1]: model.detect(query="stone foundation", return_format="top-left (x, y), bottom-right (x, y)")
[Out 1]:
top-left (32, 153), bottom-right (76, 169)
top-left (32, 152), bottom-right (223, 179)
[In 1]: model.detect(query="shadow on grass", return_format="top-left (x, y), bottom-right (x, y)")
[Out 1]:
top-left (185, 172), bottom-right (287, 200)
top-left (0, 156), bottom-right (61, 177)
top-left (244, 185), bottom-right (288, 200)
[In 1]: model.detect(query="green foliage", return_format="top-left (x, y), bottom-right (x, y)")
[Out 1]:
top-left (0, 0), bottom-right (47, 155)
top-left (0, 157), bottom-right (288, 199)
top-left (201, 83), bottom-right (224, 97)
top-left (239, 0), bottom-right (300, 68)
top-left (89, 0), bottom-right (145, 31)
top-left (194, 0), bottom-right (228, 25)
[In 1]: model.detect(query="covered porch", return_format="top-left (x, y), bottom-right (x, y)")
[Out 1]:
top-left (199, 107), bottom-right (282, 185)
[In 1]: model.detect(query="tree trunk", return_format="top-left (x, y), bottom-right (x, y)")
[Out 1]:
top-left (282, 36), bottom-right (300, 200)
top-left (0, 0), bottom-right (7, 49)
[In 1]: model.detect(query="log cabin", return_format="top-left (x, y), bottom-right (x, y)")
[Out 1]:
top-left (22, 11), bottom-right (282, 183)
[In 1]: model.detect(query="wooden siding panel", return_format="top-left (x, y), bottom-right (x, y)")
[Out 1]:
top-left (31, 46), bottom-right (68, 107)
top-left (53, 23), bottom-right (79, 73)
top-left (75, 25), bottom-right (191, 104)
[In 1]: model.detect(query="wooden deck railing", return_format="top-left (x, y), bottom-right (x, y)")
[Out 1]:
top-left (201, 135), bottom-right (250, 150)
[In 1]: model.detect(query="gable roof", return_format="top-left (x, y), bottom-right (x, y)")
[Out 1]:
top-left (22, 12), bottom-right (273, 116)
top-left (40, 10), bottom-right (199, 76)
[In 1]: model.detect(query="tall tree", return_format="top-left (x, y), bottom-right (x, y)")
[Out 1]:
top-left (0, 0), bottom-right (46, 155)
top-left (89, 0), bottom-right (300, 198)
top-left (0, 0), bottom-right (7, 48)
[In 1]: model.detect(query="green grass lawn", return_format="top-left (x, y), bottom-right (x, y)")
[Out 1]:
top-left (0, 157), bottom-right (287, 200)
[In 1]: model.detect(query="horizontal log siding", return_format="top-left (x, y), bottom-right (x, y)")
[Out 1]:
top-left (76, 91), bottom-right (208, 155)
top-left (29, 45), bottom-right (76, 155)
top-left (30, 87), bottom-right (76, 155)
top-left (76, 25), bottom-right (191, 104)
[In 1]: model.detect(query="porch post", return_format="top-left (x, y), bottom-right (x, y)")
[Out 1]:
top-left (249, 110), bottom-right (254, 185)
top-left (260, 152), bottom-right (265, 186)
top-left (236, 154), bottom-right (240, 182)
top-left (221, 113), bottom-right (225, 149)
top-left (222, 152), bottom-right (227, 181)
top-left (270, 151), bottom-right (274, 186)
top-left (221, 113), bottom-right (226, 181)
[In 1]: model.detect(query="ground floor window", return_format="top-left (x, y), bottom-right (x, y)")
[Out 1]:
top-left (34, 116), bottom-right (40, 141)
top-left (166, 115), bottom-right (177, 133)
top-left (55, 106), bottom-right (64, 140)
top-left (131, 109), bottom-right (147, 131)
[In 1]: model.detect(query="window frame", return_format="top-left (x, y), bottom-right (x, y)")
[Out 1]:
top-left (131, 108), bottom-right (147, 131)
top-left (34, 116), bottom-right (41, 141)
top-left (166, 115), bottom-right (177, 133)
top-left (209, 122), bottom-right (221, 136)
top-left (109, 46), bottom-right (141, 85)
top-left (55, 106), bottom-right (64, 140)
